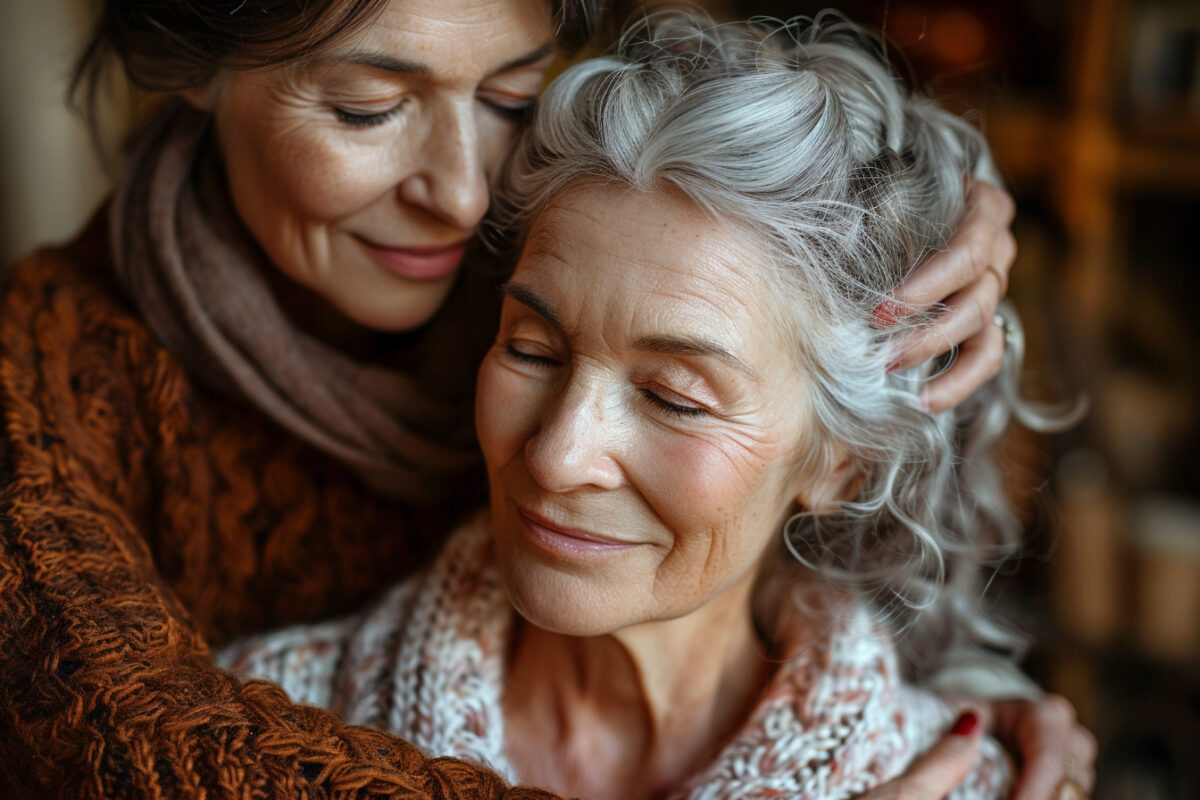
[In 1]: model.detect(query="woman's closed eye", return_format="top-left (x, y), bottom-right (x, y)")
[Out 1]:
top-left (333, 102), bottom-right (406, 129)
top-left (639, 384), bottom-right (709, 418)
top-left (504, 341), bottom-right (562, 367)
top-left (478, 92), bottom-right (537, 123)
top-left (477, 95), bottom-right (535, 123)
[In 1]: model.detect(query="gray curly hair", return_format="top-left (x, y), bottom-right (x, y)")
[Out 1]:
top-left (488, 8), bottom-right (1075, 676)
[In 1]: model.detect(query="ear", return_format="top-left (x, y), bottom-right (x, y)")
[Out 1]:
top-left (794, 451), bottom-right (867, 514)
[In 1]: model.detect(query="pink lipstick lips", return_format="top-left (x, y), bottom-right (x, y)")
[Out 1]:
top-left (516, 507), bottom-right (637, 558)
top-left (359, 237), bottom-right (468, 281)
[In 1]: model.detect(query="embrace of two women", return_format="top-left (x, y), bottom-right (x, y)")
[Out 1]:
top-left (0, 1), bottom-right (1095, 799)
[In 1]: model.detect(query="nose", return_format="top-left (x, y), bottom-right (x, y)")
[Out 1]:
top-left (397, 100), bottom-right (490, 230)
top-left (524, 375), bottom-right (625, 493)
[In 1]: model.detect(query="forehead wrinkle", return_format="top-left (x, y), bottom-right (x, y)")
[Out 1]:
top-left (319, 0), bottom-right (555, 87)
top-left (530, 187), bottom-right (784, 379)
top-left (522, 218), bottom-right (575, 269)
top-left (324, 40), bottom-right (555, 80)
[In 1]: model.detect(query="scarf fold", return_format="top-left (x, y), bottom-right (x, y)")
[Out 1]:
top-left (109, 102), bottom-right (487, 501)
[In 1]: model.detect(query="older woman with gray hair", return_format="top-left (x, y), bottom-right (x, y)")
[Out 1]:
top-left (221, 9), bottom-right (1094, 799)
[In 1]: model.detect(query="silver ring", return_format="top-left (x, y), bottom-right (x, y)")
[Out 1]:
top-left (993, 311), bottom-right (1015, 347)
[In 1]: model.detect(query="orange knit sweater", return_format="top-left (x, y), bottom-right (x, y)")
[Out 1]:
top-left (0, 214), bottom-right (560, 799)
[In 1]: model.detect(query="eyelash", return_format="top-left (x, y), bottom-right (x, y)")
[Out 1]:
top-left (505, 344), bottom-right (560, 367)
top-left (504, 345), bottom-right (709, 419)
top-left (334, 105), bottom-right (402, 129)
top-left (335, 97), bottom-right (533, 129)
top-left (639, 390), bottom-right (708, 418)
top-left (483, 99), bottom-right (535, 123)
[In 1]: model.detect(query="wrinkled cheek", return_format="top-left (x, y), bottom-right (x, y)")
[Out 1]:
top-left (642, 433), bottom-right (759, 521)
top-left (252, 133), bottom-right (361, 223)
top-left (643, 431), bottom-right (782, 582)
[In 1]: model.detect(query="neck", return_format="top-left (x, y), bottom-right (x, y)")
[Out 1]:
top-left (503, 575), bottom-right (772, 800)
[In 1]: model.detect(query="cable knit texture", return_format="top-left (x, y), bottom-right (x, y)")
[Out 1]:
top-left (0, 217), bottom-right (557, 799)
top-left (221, 516), bottom-right (1011, 800)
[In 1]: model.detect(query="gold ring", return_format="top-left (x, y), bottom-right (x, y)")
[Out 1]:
top-left (1054, 776), bottom-right (1087, 800)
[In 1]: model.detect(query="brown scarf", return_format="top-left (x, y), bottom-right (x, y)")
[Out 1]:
top-left (109, 102), bottom-right (492, 502)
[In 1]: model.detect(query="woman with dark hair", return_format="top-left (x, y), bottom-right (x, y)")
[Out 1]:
top-left (0, 1), bottom-right (1085, 798)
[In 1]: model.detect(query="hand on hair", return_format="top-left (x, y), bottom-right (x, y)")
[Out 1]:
top-left (877, 178), bottom-right (1018, 413)
top-left (855, 710), bottom-right (987, 799)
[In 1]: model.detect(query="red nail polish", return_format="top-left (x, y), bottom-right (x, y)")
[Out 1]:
top-left (950, 711), bottom-right (979, 736)
top-left (871, 301), bottom-right (900, 329)
top-left (886, 359), bottom-right (902, 373)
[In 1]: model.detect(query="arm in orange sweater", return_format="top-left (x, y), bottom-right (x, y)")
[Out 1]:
top-left (0, 236), bottom-right (552, 799)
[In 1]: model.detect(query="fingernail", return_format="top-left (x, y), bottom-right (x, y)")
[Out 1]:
top-left (886, 358), bottom-right (903, 373)
top-left (950, 711), bottom-right (979, 736)
top-left (871, 300), bottom-right (901, 330)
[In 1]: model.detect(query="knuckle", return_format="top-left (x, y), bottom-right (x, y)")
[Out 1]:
top-left (913, 337), bottom-right (944, 366)
top-left (998, 231), bottom-right (1018, 269)
top-left (978, 180), bottom-right (1015, 218)
top-left (997, 186), bottom-right (1016, 220)
top-left (1042, 693), bottom-right (1076, 725)
top-left (965, 238), bottom-right (990, 277)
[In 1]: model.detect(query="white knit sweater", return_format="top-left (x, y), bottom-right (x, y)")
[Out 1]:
top-left (218, 516), bottom-right (1009, 799)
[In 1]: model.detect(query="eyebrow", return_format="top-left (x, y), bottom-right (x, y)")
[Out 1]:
top-left (499, 282), bottom-right (562, 329)
top-left (500, 282), bottom-right (758, 379)
top-left (336, 42), bottom-right (556, 78)
top-left (339, 51), bottom-right (427, 75)
top-left (496, 43), bottom-right (558, 74)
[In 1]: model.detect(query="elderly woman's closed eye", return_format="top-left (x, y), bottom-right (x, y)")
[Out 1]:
top-left (219, 10), bottom-right (1084, 800)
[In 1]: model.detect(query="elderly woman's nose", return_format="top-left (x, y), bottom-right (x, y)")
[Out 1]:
top-left (397, 105), bottom-right (490, 230)
top-left (524, 379), bottom-right (624, 493)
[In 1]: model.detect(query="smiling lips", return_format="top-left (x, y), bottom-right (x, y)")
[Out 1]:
top-left (360, 237), bottom-right (468, 281)
top-left (516, 507), bottom-right (638, 558)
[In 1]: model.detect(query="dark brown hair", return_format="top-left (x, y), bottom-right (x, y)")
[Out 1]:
top-left (72, 0), bottom-right (608, 130)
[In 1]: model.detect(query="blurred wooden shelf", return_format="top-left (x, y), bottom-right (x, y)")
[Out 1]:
top-left (1119, 140), bottom-right (1200, 193)
top-left (984, 100), bottom-right (1200, 194)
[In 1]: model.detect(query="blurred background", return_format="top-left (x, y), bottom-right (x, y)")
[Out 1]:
top-left (3, 0), bottom-right (1198, 797)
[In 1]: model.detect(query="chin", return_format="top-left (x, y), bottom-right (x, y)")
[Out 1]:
top-left (501, 561), bottom-right (642, 638)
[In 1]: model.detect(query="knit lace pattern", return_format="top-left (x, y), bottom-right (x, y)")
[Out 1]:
top-left (221, 517), bottom-right (1010, 799)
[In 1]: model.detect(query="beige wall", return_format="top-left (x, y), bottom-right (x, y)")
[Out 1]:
top-left (0, 0), bottom-right (111, 264)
